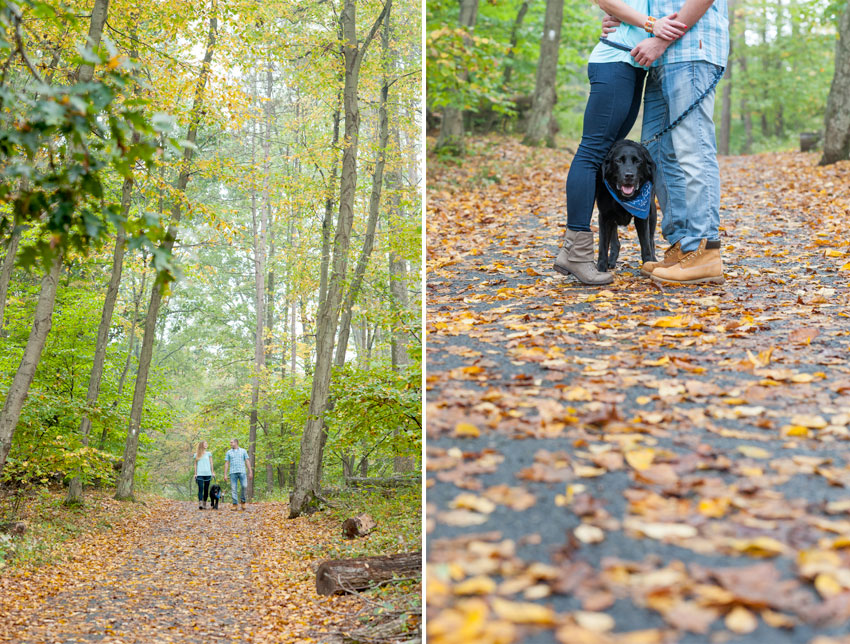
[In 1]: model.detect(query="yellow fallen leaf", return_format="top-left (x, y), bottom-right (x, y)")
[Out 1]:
top-left (454, 422), bottom-right (480, 438)
top-left (574, 466), bottom-right (607, 478)
top-left (791, 373), bottom-right (816, 383)
top-left (784, 425), bottom-right (810, 437)
top-left (455, 575), bottom-right (497, 596)
top-left (791, 414), bottom-right (828, 429)
top-left (815, 573), bottom-right (844, 598)
top-left (825, 249), bottom-right (845, 258)
top-left (737, 445), bottom-right (771, 459)
top-left (725, 606), bottom-right (758, 634)
top-left (651, 315), bottom-right (690, 328)
top-left (642, 356), bottom-right (670, 367)
top-left (761, 609), bottom-right (796, 629)
top-left (491, 597), bottom-right (557, 625)
top-left (832, 536), bottom-right (850, 549)
top-left (625, 448), bottom-right (655, 471)
top-left (450, 493), bottom-right (496, 514)
top-left (839, 261), bottom-right (850, 271)
top-left (573, 611), bottom-right (615, 632)
top-left (574, 524), bottom-right (605, 544)
top-left (730, 536), bottom-right (785, 557)
top-left (698, 497), bottom-right (730, 518)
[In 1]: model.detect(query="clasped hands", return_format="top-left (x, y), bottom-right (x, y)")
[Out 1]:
top-left (602, 12), bottom-right (687, 66)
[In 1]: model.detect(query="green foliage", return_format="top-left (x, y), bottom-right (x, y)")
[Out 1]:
top-left (0, 1), bottom-right (179, 275)
top-left (326, 363), bottom-right (421, 466)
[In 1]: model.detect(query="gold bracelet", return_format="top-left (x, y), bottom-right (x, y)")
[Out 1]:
top-left (644, 16), bottom-right (656, 33)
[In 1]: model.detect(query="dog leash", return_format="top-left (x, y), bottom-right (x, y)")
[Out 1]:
top-left (598, 37), bottom-right (725, 146)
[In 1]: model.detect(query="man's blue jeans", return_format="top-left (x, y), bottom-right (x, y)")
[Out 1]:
top-left (642, 61), bottom-right (722, 252)
top-left (230, 472), bottom-right (247, 504)
top-left (566, 62), bottom-right (646, 232)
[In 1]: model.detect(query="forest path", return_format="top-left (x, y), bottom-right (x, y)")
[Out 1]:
top-left (426, 140), bottom-right (850, 643)
top-left (10, 499), bottom-right (261, 644)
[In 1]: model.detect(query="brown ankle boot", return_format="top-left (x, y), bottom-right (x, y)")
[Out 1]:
top-left (651, 239), bottom-right (724, 284)
top-left (553, 230), bottom-right (613, 285)
top-left (641, 241), bottom-right (683, 275)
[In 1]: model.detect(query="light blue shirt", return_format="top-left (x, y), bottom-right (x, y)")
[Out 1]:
top-left (587, 0), bottom-right (650, 68)
top-left (652, 0), bottom-right (729, 67)
top-left (225, 448), bottom-right (249, 474)
top-left (195, 451), bottom-right (212, 477)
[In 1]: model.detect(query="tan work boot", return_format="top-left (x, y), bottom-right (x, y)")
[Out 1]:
top-left (553, 229), bottom-right (613, 285)
top-left (240, 502), bottom-right (246, 511)
top-left (651, 239), bottom-right (724, 284)
top-left (641, 241), bottom-right (683, 275)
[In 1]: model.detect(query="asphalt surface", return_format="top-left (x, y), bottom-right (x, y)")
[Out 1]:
top-left (426, 148), bottom-right (850, 643)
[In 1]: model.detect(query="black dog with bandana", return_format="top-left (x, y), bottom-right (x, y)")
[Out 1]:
top-left (596, 139), bottom-right (658, 272)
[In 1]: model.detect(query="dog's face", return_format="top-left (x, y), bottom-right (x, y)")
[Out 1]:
top-left (210, 485), bottom-right (221, 498)
top-left (603, 140), bottom-right (654, 201)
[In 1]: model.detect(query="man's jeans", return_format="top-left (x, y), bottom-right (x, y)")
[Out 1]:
top-left (642, 61), bottom-right (722, 252)
top-left (230, 472), bottom-right (247, 504)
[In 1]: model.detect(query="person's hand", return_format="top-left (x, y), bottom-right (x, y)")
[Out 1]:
top-left (631, 37), bottom-right (670, 66)
top-left (601, 14), bottom-right (620, 37)
top-left (653, 12), bottom-right (687, 40)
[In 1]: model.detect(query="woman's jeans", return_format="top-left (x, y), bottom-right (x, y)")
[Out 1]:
top-left (230, 472), bottom-right (248, 504)
top-left (566, 62), bottom-right (646, 232)
top-left (196, 475), bottom-right (211, 502)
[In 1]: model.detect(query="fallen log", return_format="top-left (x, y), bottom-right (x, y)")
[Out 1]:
top-left (316, 551), bottom-right (422, 596)
top-left (345, 476), bottom-right (420, 488)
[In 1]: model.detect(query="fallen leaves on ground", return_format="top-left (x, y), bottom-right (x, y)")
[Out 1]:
top-left (426, 135), bottom-right (850, 643)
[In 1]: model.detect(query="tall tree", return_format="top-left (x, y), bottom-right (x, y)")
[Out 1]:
top-left (0, 0), bottom-right (111, 476)
top-left (115, 7), bottom-right (217, 500)
top-left (434, 0), bottom-right (478, 155)
top-left (523, 0), bottom-right (564, 147)
top-left (289, 0), bottom-right (391, 518)
top-left (820, 1), bottom-right (850, 165)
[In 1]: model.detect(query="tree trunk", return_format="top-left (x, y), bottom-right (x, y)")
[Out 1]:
top-left (320, 101), bottom-right (341, 308)
top-left (821, 1), bottom-right (850, 165)
top-left (502, 0), bottom-right (530, 88)
top-left (523, 0), bottom-right (564, 147)
top-left (739, 55), bottom-right (753, 155)
top-left (248, 83), bottom-right (268, 501)
top-left (315, 552), bottom-right (421, 596)
top-left (66, 169), bottom-right (134, 504)
top-left (0, 256), bottom-right (62, 476)
top-left (0, 228), bottom-right (21, 335)
top-left (334, 10), bottom-right (391, 367)
top-left (289, 0), bottom-right (391, 518)
top-left (76, 0), bottom-right (109, 83)
top-left (434, 0), bottom-right (479, 155)
top-left (115, 9), bottom-right (217, 500)
top-left (718, 0), bottom-right (735, 156)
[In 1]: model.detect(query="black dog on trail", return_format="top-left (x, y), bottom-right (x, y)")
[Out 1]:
top-left (209, 484), bottom-right (222, 510)
top-left (596, 140), bottom-right (657, 272)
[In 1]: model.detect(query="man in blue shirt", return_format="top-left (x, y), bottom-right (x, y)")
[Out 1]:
top-left (224, 438), bottom-right (253, 510)
top-left (624, 0), bottom-right (729, 283)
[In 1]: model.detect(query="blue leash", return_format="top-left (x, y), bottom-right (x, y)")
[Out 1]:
top-left (598, 37), bottom-right (725, 145)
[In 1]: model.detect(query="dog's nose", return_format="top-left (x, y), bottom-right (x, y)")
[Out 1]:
top-left (624, 173), bottom-right (635, 182)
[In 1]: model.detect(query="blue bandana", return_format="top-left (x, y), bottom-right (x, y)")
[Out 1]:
top-left (603, 178), bottom-right (653, 220)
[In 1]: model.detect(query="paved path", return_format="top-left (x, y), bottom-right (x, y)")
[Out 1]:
top-left (10, 501), bottom-right (259, 644)
top-left (426, 143), bottom-right (850, 643)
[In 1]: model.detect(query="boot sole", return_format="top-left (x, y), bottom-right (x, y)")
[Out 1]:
top-left (651, 274), bottom-right (725, 285)
top-left (553, 263), bottom-right (614, 285)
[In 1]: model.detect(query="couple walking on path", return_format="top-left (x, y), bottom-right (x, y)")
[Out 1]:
top-left (193, 439), bottom-right (254, 510)
top-left (554, 0), bottom-right (729, 286)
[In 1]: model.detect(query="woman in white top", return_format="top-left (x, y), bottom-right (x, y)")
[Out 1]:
top-left (553, 0), bottom-right (686, 284)
top-left (194, 441), bottom-right (215, 510)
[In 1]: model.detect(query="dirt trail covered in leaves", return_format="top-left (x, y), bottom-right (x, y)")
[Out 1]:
top-left (426, 137), bottom-right (850, 643)
top-left (0, 497), bottom-right (377, 643)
